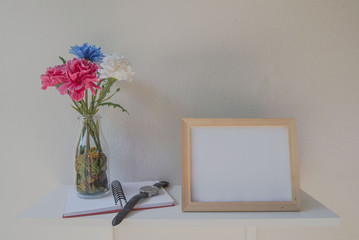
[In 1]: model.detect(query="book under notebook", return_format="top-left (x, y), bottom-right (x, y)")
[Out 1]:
top-left (63, 181), bottom-right (175, 218)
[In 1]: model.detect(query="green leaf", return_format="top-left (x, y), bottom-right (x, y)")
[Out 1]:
top-left (72, 100), bottom-right (83, 115)
top-left (98, 80), bottom-right (114, 101)
top-left (99, 102), bottom-right (128, 114)
top-left (59, 56), bottom-right (66, 64)
top-left (108, 77), bottom-right (117, 85)
top-left (79, 100), bottom-right (88, 113)
top-left (71, 105), bottom-right (81, 114)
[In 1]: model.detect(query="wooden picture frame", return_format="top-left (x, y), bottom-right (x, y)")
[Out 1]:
top-left (181, 118), bottom-right (300, 212)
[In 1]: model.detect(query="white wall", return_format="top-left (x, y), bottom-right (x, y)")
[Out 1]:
top-left (1, 0), bottom-right (359, 239)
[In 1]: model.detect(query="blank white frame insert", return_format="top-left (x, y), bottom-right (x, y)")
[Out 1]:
top-left (181, 118), bottom-right (300, 212)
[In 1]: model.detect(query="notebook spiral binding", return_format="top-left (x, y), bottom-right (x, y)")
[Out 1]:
top-left (111, 180), bottom-right (127, 208)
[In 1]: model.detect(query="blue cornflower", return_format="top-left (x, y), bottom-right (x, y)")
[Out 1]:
top-left (69, 43), bottom-right (105, 63)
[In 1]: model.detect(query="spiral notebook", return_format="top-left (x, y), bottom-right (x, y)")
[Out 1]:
top-left (63, 181), bottom-right (175, 218)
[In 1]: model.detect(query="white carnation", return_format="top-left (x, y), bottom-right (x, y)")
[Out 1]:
top-left (99, 54), bottom-right (135, 81)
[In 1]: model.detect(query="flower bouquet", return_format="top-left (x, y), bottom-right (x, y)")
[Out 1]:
top-left (41, 43), bottom-right (134, 198)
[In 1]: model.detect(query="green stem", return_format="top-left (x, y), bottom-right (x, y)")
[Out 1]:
top-left (99, 88), bottom-right (120, 104)
top-left (94, 78), bottom-right (116, 109)
top-left (89, 121), bottom-right (101, 152)
top-left (89, 81), bottom-right (102, 113)
top-left (85, 89), bottom-right (89, 113)
top-left (76, 124), bottom-right (87, 157)
top-left (90, 95), bottom-right (96, 113)
top-left (84, 120), bottom-right (90, 160)
top-left (78, 100), bottom-right (88, 115)
top-left (81, 116), bottom-right (102, 153)
top-left (72, 101), bottom-right (83, 115)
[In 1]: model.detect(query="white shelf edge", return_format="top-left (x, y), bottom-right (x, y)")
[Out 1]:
top-left (18, 185), bottom-right (341, 228)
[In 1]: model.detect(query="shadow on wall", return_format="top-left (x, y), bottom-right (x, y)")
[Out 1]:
top-left (100, 45), bottom-right (299, 184)
top-left (102, 79), bottom-right (186, 183)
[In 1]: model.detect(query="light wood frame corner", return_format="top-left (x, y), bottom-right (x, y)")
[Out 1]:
top-left (181, 118), bottom-right (301, 212)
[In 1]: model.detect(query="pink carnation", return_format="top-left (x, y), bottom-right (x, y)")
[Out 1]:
top-left (40, 65), bottom-right (66, 90)
top-left (58, 58), bottom-right (101, 101)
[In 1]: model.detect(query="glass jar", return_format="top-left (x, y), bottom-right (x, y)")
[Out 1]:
top-left (74, 114), bottom-right (110, 198)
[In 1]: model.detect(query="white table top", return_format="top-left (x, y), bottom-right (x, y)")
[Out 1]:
top-left (18, 185), bottom-right (340, 228)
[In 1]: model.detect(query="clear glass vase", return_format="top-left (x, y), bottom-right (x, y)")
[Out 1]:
top-left (75, 114), bottom-right (110, 198)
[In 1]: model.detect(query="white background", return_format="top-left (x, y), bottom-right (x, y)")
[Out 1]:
top-left (1, 0), bottom-right (359, 239)
top-left (191, 126), bottom-right (292, 202)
